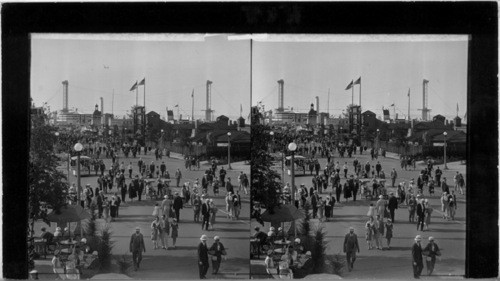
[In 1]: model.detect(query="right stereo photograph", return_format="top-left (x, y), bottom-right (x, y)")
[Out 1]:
top-left (250, 35), bottom-right (467, 279)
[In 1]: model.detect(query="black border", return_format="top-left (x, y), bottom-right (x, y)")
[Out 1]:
top-left (2, 2), bottom-right (498, 279)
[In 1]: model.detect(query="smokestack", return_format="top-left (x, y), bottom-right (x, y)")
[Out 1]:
top-left (62, 80), bottom-right (69, 112)
top-left (277, 79), bottom-right (284, 112)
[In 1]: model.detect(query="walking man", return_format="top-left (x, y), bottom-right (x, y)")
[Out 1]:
top-left (423, 236), bottom-right (441, 276)
top-left (173, 192), bottom-right (183, 222)
top-left (129, 227), bottom-right (146, 271)
top-left (343, 227), bottom-right (360, 272)
top-left (201, 199), bottom-right (210, 230)
top-left (416, 196), bottom-right (426, 231)
top-left (412, 235), bottom-right (424, 278)
top-left (198, 235), bottom-right (209, 279)
top-left (209, 236), bottom-right (227, 275)
top-left (388, 192), bottom-right (398, 223)
top-left (390, 168), bottom-right (398, 187)
top-left (175, 168), bottom-right (182, 187)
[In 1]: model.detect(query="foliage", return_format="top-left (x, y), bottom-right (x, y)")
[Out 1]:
top-left (29, 113), bottom-right (69, 229)
top-left (98, 227), bottom-right (114, 271)
top-left (311, 225), bottom-right (328, 274)
top-left (250, 106), bottom-right (282, 213)
top-left (325, 254), bottom-right (347, 276)
top-left (117, 255), bottom-right (133, 274)
top-left (297, 204), bottom-right (311, 238)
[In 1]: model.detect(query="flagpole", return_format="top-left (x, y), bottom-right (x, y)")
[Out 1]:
top-left (359, 79), bottom-right (362, 109)
top-left (408, 88), bottom-right (411, 121)
top-left (112, 89), bottom-right (114, 116)
top-left (143, 79), bottom-right (146, 110)
top-left (327, 88), bottom-right (330, 118)
top-left (351, 82), bottom-right (354, 106)
top-left (192, 89), bottom-right (194, 121)
top-left (135, 80), bottom-right (138, 107)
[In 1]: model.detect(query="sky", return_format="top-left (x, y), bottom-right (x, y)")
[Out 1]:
top-left (252, 38), bottom-right (468, 121)
top-left (31, 35), bottom-right (251, 121)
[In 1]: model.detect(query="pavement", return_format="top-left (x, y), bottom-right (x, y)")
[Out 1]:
top-left (35, 150), bottom-right (250, 279)
top-left (251, 150), bottom-right (466, 279)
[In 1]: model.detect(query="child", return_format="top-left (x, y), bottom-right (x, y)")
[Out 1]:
top-left (367, 203), bottom-right (375, 220)
top-left (152, 203), bottom-right (161, 218)
top-left (365, 220), bottom-right (373, 250)
top-left (385, 219), bottom-right (393, 250)
top-left (170, 218), bottom-right (179, 248)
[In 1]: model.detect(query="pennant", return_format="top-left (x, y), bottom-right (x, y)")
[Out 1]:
top-left (390, 103), bottom-right (395, 106)
top-left (353, 77), bottom-right (361, 85)
top-left (345, 80), bottom-right (354, 90)
top-left (129, 81), bottom-right (138, 91)
top-left (174, 104), bottom-right (179, 107)
top-left (138, 78), bottom-right (145, 86)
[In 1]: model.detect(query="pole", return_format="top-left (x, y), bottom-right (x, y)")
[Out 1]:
top-left (112, 89), bottom-right (114, 116)
top-left (351, 83), bottom-right (354, 106)
top-left (444, 136), bottom-right (448, 169)
top-left (76, 153), bottom-right (83, 238)
top-left (143, 79), bottom-right (146, 109)
top-left (228, 136), bottom-right (232, 169)
top-left (290, 151), bottom-right (296, 238)
top-left (192, 89), bottom-right (195, 121)
top-left (250, 39), bottom-right (253, 107)
top-left (359, 79), bottom-right (362, 108)
top-left (327, 89), bottom-right (330, 117)
top-left (135, 81), bottom-right (138, 107)
top-left (408, 88), bottom-right (410, 121)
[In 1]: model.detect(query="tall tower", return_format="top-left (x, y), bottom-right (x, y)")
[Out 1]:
top-left (62, 80), bottom-right (69, 112)
top-left (205, 80), bottom-right (213, 121)
top-left (418, 79), bottom-right (431, 121)
top-left (277, 79), bottom-right (284, 112)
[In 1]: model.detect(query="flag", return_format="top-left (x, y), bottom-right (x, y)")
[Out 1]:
top-left (353, 77), bottom-right (361, 85)
top-left (138, 78), bottom-right (145, 86)
top-left (191, 89), bottom-right (194, 98)
top-left (129, 81), bottom-right (137, 91)
top-left (345, 80), bottom-right (354, 90)
top-left (174, 104), bottom-right (179, 107)
top-left (390, 103), bottom-right (394, 106)
top-left (408, 88), bottom-right (410, 97)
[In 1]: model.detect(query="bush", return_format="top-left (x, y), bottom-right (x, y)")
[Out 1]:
top-left (117, 255), bottom-right (133, 274)
top-left (326, 254), bottom-right (346, 276)
top-left (311, 225), bottom-right (327, 274)
top-left (98, 227), bottom-right (114, 271)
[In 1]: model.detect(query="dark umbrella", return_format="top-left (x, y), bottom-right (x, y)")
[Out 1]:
top-left (47, 204), bottom-right (91, 223)
top-left (261, 204), bottom-right (305, 223)
top-left (47, 205), bottom-right (91, 238)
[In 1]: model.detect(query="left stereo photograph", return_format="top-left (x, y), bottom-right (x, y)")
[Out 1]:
top-left (29, 34), bottom-right (251, 280)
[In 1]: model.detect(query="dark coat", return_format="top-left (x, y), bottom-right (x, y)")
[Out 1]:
top-left (198, 242), bottom-right (209, 264)
top-left (173, 196), bottom-right (183, 210)
top-left (412, 242), bottom-right (423, 265)
top-left (388, 196), bottom-right (399, 210)
top-left (201, 203), bottom-right (210, 217)
top-left (416, 202), bottom-right (426, 217)
top-left (343, 233), bottom-right (360, 253)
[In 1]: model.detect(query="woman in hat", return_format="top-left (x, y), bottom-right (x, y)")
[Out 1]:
top-left (193, 194), bottom-right (202, 223)
top-left (408, 195), bottom-right (417, 223)
top-left (110, 196), bottom-right (118, 221)
top-left (365, 217), bottom-right (374, 250)
top-left (209, 199), bottom-right (218, 230)
top-left (160, 214), bottom-right (170, 249)
top-left (170, 218), bottom-right (179, 248)
top-left (423, 236), bottom-right (441, 276)
top-left (324, 197), bottom-right (332, 222)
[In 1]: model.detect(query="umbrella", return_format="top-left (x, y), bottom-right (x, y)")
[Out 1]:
top-left (47, 204), bottom-right (91, 223)
top-left (91, 273), bottom-right (132, 280)
top-left (285, 155), bottom-right (306, 160)
top-left (304, 274), bottom-right (342, 279)
top-left (261, 205), bottom-right (305, 223)
top-left (70, 155), bottom-right (92, 161)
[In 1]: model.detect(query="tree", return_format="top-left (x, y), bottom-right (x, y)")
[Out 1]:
top-left (29, 113), bottom-right (69, 236)
top-left (250, 106), bottom-right (282, 213)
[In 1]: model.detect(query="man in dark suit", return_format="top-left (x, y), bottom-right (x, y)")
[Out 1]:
top-left (198, 234), bottom-right (209, 279)
top-left (412, 235), bottom-right (424, 278)
top-left (416, 196), bottom-right (426, 231)
top-left (201, 198), bottom-right (210, 230)
top-left (343, 227), bottom-right (360, 272)
top-left (388, 192), bottom-right (399, 223)
top-left (311, 191), bottom-right (319, 218)
top-left (173, 192), bottom-right (183, 222)
top-left (129, 227), bottom-right (146, 271)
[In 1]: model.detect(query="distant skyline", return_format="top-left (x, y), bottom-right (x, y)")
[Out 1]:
top-left (31, 35), bottom-right (251, 121)
top-left (252, 39), bottom-right (468, 121)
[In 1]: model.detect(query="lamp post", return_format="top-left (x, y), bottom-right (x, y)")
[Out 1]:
top-left (160, 129), bottom-right (164, 150)
top-left (288, 142), bottom-right (297, 238)
top-left (73, 142), bottom-right (84, 238)
top-left (227, 132), bottom-right (232, 170)
top-left (443, 131), bottom-right (448, 170)
top-left (376, 129), bottom-right (380, 152)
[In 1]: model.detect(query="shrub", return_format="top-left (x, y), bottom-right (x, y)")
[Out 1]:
top-left (311, 224), bottom-right (328, 274)
top-left (326, 254), bottom-right (347, 276)
top-left (98, 227), bottom-right (114, 271)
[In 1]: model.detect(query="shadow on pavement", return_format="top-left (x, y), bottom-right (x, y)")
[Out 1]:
top-left (214, 227), bottom-right (250, 233)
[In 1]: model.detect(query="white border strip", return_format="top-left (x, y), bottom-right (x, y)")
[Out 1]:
top-left (31, 33), bottom-right (207, 41)
top-left (228, 34), bottom-right (470, 42)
